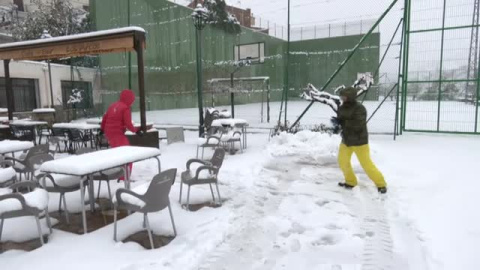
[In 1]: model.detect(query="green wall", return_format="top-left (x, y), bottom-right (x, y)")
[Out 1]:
top-left (91, 0), bottom-right (380, 112)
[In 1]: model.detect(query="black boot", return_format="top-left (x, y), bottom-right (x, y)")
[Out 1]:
top-left (338, 182), bottom-right (355, 189)
top-left (377, 187), bottom-right (387, 194)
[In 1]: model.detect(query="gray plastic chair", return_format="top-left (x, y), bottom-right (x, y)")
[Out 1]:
top-left (75, 148), bottom-right (123, 201)
top-left (5, 144), bottom-right (49, 181)
top-left (113, 168), bottom-right (177, 249)
top-left (0, 181), bottom-right (52, 246)
top-left (196, 134), bottom-right (221, 159)
top-left (0, 166), bottom-right (16, 188)
top-left (180, 148), bottom-right (225, 210)
top-left (29, 154), bottom-right (86, 224)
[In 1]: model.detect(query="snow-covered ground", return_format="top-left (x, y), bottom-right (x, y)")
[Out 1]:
top-left (1, 129), bottom-right (479, 270)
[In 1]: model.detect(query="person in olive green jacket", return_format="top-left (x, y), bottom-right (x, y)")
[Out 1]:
top-left (335, 87), bottom-right (387, 194)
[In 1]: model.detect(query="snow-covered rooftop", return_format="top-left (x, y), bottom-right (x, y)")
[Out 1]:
top-left (0, 26), bottom-right (145, 50)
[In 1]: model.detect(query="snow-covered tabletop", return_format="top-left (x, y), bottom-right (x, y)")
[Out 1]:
top-left (9, 120), bottom-right (48, 126)
top-left (41, 146), bottom-right (161, 177)
top-left (0, 124), bottom-right (9, 129)
top-left (0, 108), bottom-right (7, 113)
top-left (211, 119), bottom-right (249, 127)
top-left (86, 118), bottom-right (102, 125)
top-left (53, 123), bottom-right (101, 130)
top-left (0, 140), bottom-right (34, 155)
top-left (32, 108), bottom-right (56, 113)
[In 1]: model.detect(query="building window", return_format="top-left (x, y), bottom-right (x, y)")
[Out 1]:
top-left (61, 81), bottom-right (93, 109)
top-left (0, 78), bottom-right (38, 112)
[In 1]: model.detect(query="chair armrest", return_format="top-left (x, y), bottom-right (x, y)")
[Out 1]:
top-left (36, 173), bottom-right (58, 188)
top-left (115, 188), bottom-right (146, 206)
top-left (206, 135), bottom-right (221, 144)
top-left (195, 165), bottom-right (218, 179)
top-left (186, 159), bottom-right (212, 170)
top-left (0, 193), bottom-right (28, 210)
top-left (4, 157), bottom-right (25, 164)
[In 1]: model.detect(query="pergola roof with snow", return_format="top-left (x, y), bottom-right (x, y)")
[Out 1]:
top-left (0, 26), bottom-right (146, 61)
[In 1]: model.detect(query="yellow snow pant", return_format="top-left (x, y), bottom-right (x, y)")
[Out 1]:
top-left (338, 143), bottom-right (386, 188)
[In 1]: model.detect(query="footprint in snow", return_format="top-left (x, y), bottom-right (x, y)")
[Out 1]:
top-left (312, 234), bottom-right (339, 246)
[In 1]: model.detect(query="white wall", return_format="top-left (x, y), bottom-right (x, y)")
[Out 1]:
top-left (0, 60), bottom-right (100, 109)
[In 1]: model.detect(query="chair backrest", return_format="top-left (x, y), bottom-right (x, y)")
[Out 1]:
top-left (51, 128), bottom-right (66, 137)
top-left (25, 144), bottom-right (49, 160)
top-left (210, 148), bottom-right (225, 169)
top-left (143, 168), bottom-right (177, 212)
top-left (28, 153), bottom-right (54, 177)
top-left (67, 129), bottom-right (83, 140)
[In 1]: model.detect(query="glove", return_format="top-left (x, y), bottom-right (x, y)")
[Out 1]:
top-left (136, 130), bottom-right (144, 136)
top-left (330, 117), bottom-right (340, 126)
top-left (98, 129), bottom-right (104, 136)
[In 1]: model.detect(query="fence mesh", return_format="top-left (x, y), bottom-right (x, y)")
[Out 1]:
top-left (404, 0), bottom-right (480, 133)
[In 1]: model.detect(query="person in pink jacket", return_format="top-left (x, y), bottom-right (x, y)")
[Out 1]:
top-left (100, 89), bottom-right (141, 180)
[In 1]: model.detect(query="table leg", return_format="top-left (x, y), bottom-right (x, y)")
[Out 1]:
top-left (155, 157), bottom-right (162, 174)
top-left (123, 164), bottom-right (130, 190)
top-left (88, 175), bottom-right (95, 212)
top-left (79, 179), bottom-right (88, 234)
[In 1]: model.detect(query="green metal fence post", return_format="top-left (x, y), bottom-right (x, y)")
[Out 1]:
top-left (401, 0), bottom-right (411, 133)
top-left (437, 0), bottom-right (448, 132)
top-left (395, 18), bottom-right (405, 140)
top-left (127, 0), bottom-right (132, 90)
top-left (475, 38), bottom-right (480, 133)
top-left (284, 0), bottom-right (291, 126)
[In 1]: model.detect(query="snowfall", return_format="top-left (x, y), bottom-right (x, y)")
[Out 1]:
top-left (0, 100), bottom-right (478, 270)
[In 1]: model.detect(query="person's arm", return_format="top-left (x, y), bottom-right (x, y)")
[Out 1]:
top-left (122, 107), bottom-right (139, 133)
top-left (345, 105), bottom-right (367, 133)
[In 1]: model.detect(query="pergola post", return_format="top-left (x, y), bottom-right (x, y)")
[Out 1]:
top-left (3, 59), bottom-right (13, 120)
top-left (135, 34), bottom-right (147, 132)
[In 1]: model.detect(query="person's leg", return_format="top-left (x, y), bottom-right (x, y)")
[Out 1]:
top-left (338, 143), bottom-right (357, 186)
top-left (353, 144), bottom-right (387, 188)
top-left (113, 136), bottom-right (132, 181)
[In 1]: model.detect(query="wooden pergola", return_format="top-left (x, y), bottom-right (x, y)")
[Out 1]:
top-left (0, 27), bottom-right (148, 131)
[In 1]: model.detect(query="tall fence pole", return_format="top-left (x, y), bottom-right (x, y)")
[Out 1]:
top-left (289, 0), bottom-right (399, 130)
top-left (395, 18), bottom-right (406, 140)
top-left (475, 34), bottom-right (480, 133)
top-left (284, 0), bottom-right (291, 126)
top-left (436, 0), bottom-right (447, 132)
top-left (401, 0), bottom-right (412, 133)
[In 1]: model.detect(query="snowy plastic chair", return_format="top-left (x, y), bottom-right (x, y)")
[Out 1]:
top-left (0, 181), bottom-right (52, 246)
top-left (113, 169), bottom-right (177, 249)
top-left (75, 148), bottom-right (123, 201)
top-left (180, 148), bottom-right (225, 210)
top-left (4, 144), bottom-right (49, 181)
top-left (220, 129), bottom-right (243, 154)
top-left (29, 154), bottom-right (86, 224)
top-left (196, 134), bottom-right (221, 159)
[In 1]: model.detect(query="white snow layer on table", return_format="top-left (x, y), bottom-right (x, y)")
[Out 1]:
top-left (0, 167), bottom-right (16, 183)
top-left (0, 124), bottom-right (10, 129)
top-left (112, 182), bottom-right (148, 208)
top-left (32, 108), bottom-right (55, 113)
top-left (0, 188), bottom-right (48, 215)
top-left (211, 119), bottom-right (248, 127)
top-left (0, 140), bottom-right (34, 154)
top-left (0, 108), bottom-right (7, 113)
top-left (40, 146), bottom-right (161, 176)
top-left (53, 123), bottom-right (100, 130)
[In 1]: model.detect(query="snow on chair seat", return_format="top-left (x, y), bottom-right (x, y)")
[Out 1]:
top-left (0, 188), bottom-right (48, 215)
top-left (112, 182), bottom-right (149, 208)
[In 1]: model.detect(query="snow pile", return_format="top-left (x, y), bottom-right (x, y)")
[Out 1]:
top-left (0, 167), bottom-right (16, 184)
top-left (32, 108), bottom-right (55, 113)
top-left (0, 188), bottom-right (49, 215)
top-left (267, 131), bottom-right (341, 165)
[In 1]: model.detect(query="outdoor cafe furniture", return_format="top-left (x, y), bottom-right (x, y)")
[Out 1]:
top-left (10, 120), bottom-right (49, 145)
top-left (0, 167), bottom-right (16, 188)
top-left (0, 181), bottom-right (52, 246)
top-left (52, 123), bottom-right (101, 149)
top-left (180, 148), bottom-right (225, 210)
top-left (4, 144), bottom-right (49, 181)
top-left (113, 169), bottom-right (177, 249)
top-left (211, 119), bottom-right (249, 150)
top-left (40, 146), bottom-right (162, 234)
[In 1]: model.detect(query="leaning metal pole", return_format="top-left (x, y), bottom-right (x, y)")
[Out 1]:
top-left (195, 27), bottom-right (205, 137)
top-left (289, 0), bottom-right (399, 131)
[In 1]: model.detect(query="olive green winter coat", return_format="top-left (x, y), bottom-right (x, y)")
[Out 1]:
top-left (337, 87), bottom-right (368, 146)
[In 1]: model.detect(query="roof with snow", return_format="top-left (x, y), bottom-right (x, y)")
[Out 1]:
top-left (0, 26), bottom-right (146, 61)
